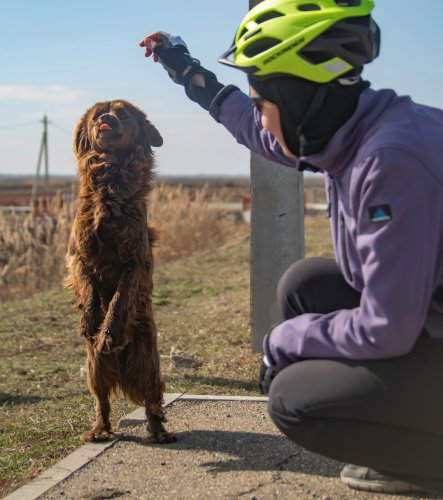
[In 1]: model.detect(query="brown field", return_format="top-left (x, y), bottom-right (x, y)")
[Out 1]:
top-left (0, 175), bottom-right (253, 207)
top-left (0, 176), bottom-right (74, 207)
top-left (0, 174), bottom-right (325, 206)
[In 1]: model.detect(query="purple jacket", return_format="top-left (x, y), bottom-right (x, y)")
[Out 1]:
top-left (218, 87), bottom-right (443, 371)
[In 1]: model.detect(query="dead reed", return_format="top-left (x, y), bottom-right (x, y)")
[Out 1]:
top-left (0, 184), bottom-right (241, 302)
top-left (149, 183), bottom-right (239, 263)
top-left (0, 191), bottom-right (74, 302)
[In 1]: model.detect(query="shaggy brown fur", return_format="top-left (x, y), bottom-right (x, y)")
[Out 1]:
top-left (65, 99), bottom-right (175, 443)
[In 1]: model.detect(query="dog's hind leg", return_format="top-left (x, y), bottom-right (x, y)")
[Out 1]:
top-left (144, 374), bottom-right (177, 444)
top-left (142, 323), bottom-right (177, 444)
top-left (82, 386), bottom-right (113, 442)
top-left (146, 410), bottom-right (177, 444)
top-left (144, 372), bottom-right (177, 444)
top-left (82, 347), bottom-right (115, 442)
top-left (122, 310), bottom-right (177, 444)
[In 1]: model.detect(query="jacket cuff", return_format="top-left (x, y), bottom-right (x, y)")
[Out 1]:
top-left (263, 331), bottom-right (277, 368)
top-left (209, 85), bottom-right (240, 122)
top-left (263, 326), bottom-right (299, 373)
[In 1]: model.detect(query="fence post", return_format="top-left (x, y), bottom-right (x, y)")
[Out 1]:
top-left (249, 0), bottom-right (305, 352)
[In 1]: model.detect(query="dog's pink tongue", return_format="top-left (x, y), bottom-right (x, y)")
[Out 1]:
top-left (100, 123), bottom-right (112, 131)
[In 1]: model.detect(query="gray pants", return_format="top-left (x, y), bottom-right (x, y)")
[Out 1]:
top-left (268, 258), bottom-right (443, 491)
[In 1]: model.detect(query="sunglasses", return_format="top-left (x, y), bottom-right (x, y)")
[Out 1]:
top-left (250, 95), bottom-right (265, 112)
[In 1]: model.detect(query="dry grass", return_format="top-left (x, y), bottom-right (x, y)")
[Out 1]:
top-left (0, 184), bottom-right (240, 302)
top-left (149, 183), bottom-right (238, 263)
top-left (0, 192), bottom-right (74, 303)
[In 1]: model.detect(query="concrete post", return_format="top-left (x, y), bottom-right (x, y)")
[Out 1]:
top-left (250, 154), bottom-right (305, 351)
top-left (249, 0), bottom-right (305, 353)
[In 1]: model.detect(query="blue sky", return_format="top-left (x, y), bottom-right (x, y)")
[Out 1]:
top-left (1, 0), bottom-right (442, 177)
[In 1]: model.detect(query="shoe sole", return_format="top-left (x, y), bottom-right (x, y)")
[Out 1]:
top-left (341, 474), bottom-right (425, 494)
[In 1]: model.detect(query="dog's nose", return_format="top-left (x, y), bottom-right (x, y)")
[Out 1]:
top-left (99, 113), bottom-right (113, 124)
top-left (98, 113), bottom-right (115, 131)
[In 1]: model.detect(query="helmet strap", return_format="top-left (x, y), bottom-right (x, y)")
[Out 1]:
top-left (296, 86), bottom-right (328, 157)
top-left (297, 79), bottom-right (369, 157)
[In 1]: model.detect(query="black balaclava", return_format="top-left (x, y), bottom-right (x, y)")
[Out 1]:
top-left (249, 75), bottom-right (369, 157)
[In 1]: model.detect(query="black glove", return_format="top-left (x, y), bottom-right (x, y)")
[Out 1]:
top-left (258, 359), bottom-right (275, 395)
top-left (152, 32), bottom-right (200, 84)
top-left (258, 330), bottom-right (280, 395)
top-left (150, 32), bottom-right (239, 116)
top-left (259, 328), bottom-right (300, 394)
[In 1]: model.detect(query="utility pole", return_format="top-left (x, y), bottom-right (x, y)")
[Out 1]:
top-left (31, 115), bottom-right (50, 205)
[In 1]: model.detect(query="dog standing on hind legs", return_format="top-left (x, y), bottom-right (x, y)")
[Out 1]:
top-left (65, 99), bottom-right (176, 444)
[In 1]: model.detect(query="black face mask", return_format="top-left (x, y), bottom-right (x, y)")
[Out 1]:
top-left (249, 76), bottom-right (369, 157)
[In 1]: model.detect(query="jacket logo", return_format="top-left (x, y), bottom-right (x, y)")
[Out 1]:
top-left (369, 205), bottom-right (392, 223)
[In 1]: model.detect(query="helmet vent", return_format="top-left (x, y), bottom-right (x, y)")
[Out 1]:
top-left (255, 11), bottom-right (284, 24)
top-left (322, 27), bottom-right (352, 39)
top-left (343, 16), bottom-right (370, 26)
top-left (300, 49), bottom-right (332, 64)
top-left (342, 42), bottom-right (366, 58)
top-left (334, 0), bottom-right (361, 6)
top-left (298, 4), bottom-right (321, 11)
top-left (243, 37), bottom-right (281, 58)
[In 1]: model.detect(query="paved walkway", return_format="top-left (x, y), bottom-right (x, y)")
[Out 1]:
top-left (5, 395), bottom-right (440, 500)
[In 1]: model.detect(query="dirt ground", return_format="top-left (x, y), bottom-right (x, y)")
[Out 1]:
top-left (39, 400), bottom-right (441, 500)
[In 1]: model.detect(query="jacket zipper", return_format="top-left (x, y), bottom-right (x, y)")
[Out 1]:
top-left (340, 212), bottom-right (353, 283)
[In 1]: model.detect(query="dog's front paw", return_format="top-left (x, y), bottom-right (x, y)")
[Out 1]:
top-left (94, 331), bottom-right (114, 354)
top-left (95, 327), bottom-right (125, 354)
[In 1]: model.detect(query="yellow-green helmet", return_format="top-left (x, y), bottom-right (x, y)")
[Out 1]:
top-left (219, 0), bottom-right (380, 83)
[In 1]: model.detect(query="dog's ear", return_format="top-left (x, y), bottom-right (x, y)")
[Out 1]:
top-left (145, 119), bottom-right (163, 148)
top-left (73, 115), bottom-right (90, 157)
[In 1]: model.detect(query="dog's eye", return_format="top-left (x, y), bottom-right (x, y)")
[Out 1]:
top-left (116, 109), bottom-right (127, 120)
top-left (93, 112), bottom-right (105, 121)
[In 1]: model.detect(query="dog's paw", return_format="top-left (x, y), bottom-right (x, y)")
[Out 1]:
top-left (149, 431), bottom-right (177, 444)
top-left (95, 329), bottom-right (124, 355)
top-left (94, 332), bottom-right (113, 354)
top-left (81, 429), bottom-right (114, 442)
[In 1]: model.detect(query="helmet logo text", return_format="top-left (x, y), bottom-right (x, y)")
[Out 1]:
top-left (263, 38), bottom-right (305, 64)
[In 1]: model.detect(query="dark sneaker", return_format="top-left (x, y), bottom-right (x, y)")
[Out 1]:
top-left (340, 464), bottom-right (425, 494)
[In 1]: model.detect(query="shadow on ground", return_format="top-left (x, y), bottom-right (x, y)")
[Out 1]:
top-left (120, 429), bottom-right (342, 478)
top-left (0, 393), bottom-right (54, 405)
top-left (165, 374), bottom-right (260, 392)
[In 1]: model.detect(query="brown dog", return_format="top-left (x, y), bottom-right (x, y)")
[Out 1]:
top-left (65, 99), bottom-right (175, 444)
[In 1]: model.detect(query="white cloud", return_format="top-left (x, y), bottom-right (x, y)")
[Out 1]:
top-left (0, 85), bottom-right (84, 103)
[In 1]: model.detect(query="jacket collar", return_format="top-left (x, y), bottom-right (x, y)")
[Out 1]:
top-left (301, 88), bottom-right (396, 177)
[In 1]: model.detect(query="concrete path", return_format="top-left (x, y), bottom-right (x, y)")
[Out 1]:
top-left (4, 395), bottom-right (441, 500)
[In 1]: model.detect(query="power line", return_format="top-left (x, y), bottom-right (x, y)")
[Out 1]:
top-left (0, 119), bottom-right (73, 135)
top-left (50, 122), bottom-right (72, 135)
top-left (0, 120), bottom-right (39, 130)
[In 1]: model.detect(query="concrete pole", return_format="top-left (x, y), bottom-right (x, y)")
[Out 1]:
top-left (42, 115), bottom-right (49, 189)
top-left (249, 0), bottom-right (305, 352)
top-left (31, 115), bottom-right (50, 204)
